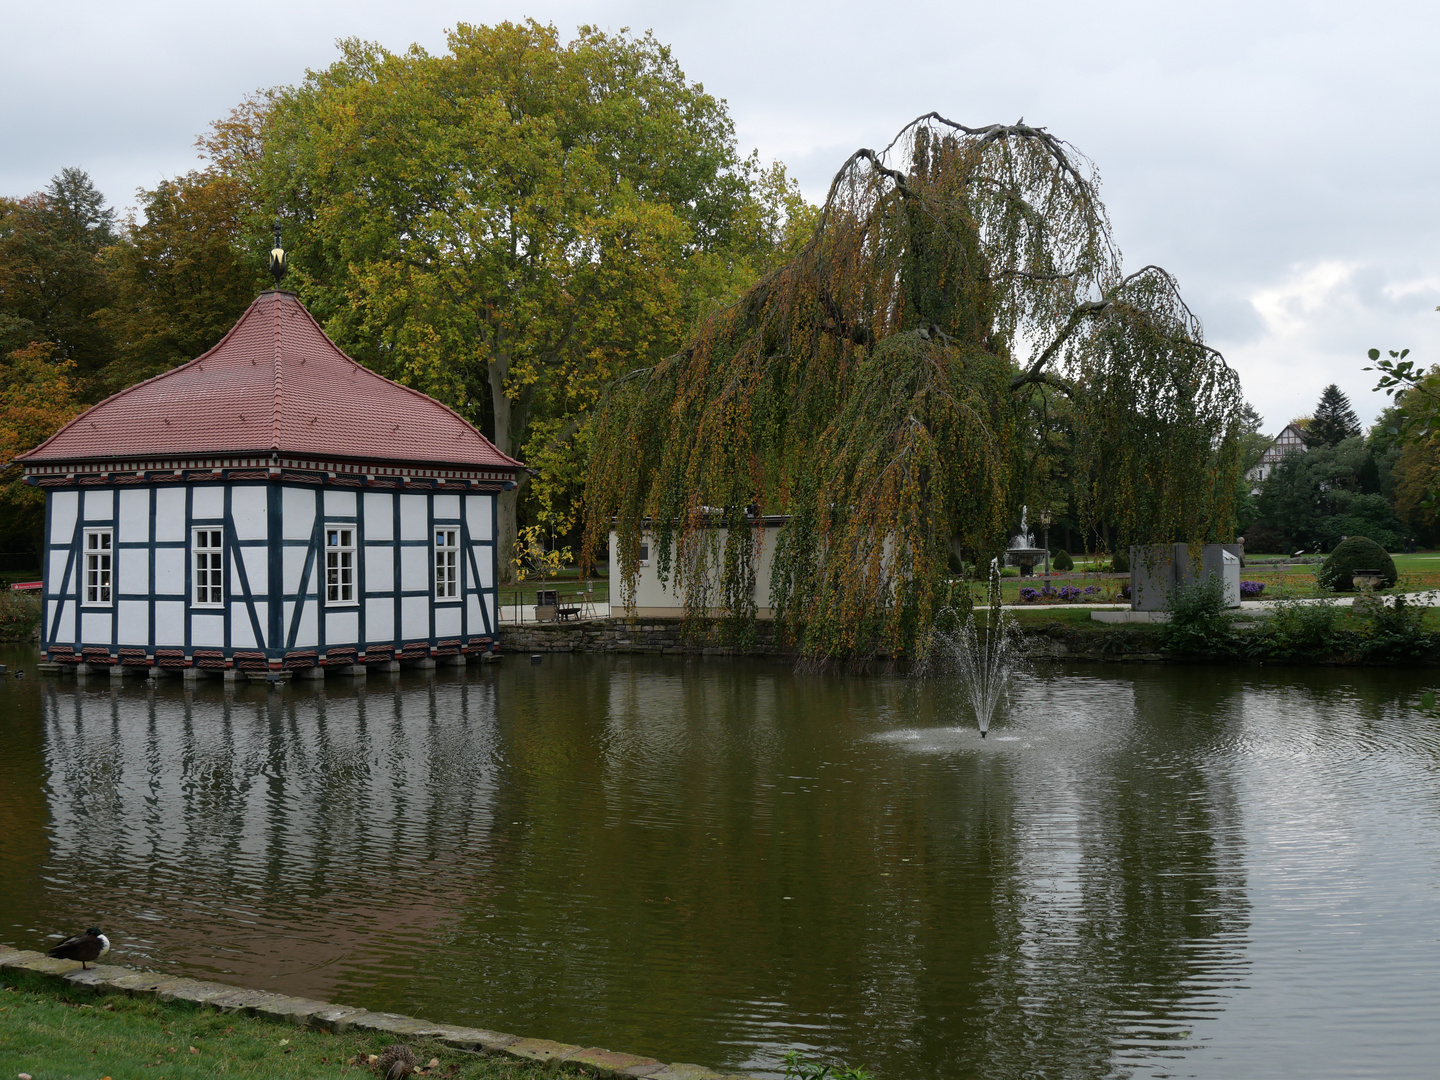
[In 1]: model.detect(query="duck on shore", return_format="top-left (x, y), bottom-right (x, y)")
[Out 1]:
top-left (48, 928), bottom-right (110, 969)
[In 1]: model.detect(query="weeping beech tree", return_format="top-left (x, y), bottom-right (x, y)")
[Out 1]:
top-left (583, 113), bottom-right (1245, 663)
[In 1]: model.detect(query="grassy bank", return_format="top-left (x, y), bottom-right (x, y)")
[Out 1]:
top-left (0, 972), bottom-right (579, 1080)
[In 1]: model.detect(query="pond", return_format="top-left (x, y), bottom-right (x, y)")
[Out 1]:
top-left (2, 644), bottom-right (1439, 1079)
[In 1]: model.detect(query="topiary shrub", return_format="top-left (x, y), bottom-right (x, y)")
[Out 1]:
top-left (1052, 549), bottom-right (1073, 571)
top-left (1110, 548), bottom-right (1130, 573)
top-left (1319, 535), bottom-right (1397, 591)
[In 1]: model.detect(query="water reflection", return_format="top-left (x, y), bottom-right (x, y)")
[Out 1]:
top-left (3, 651), bottom-right (1440, 1079)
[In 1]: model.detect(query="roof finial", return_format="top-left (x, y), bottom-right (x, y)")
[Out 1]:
top-left (268, 223), bottom-right (287, 286)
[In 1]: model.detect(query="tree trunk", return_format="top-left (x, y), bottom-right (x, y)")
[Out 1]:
top-left (488, 351), bottom-right (532, 585)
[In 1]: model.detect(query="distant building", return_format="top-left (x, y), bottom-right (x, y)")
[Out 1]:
top-left (609, 516), bottom-right (788, 618)
top-left (1247, 422), bottom-right (1308, 486)
top-left (18, 288), bottom-right (522, 678)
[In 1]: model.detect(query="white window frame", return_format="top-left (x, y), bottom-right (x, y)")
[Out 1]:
top-left (434, 527), bottom-right (460, 600)
top-left (325, 524), bottom-right (357, 606)
top-left (82, 528), bottom-right (113, 607)
top-left (192, 527), bottom-right (225, 608)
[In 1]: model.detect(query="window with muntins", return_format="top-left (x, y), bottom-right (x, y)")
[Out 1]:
top-left (435, 528), bottom-right (459, 599)
top-left (193, 528), bottom-right (224, 606)
top-left (83, 529), bottom-right (112, 605)
top-left (326, 526), bottom-right (356, 604)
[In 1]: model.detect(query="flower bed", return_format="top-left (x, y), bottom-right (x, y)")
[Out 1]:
top-left (1240, 581), bottom-right (1265, 599)
top-left (1018, 584), bottom-right (1104, 603)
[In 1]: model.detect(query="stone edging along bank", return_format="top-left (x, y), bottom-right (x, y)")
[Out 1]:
top-left (0, 945), bottom-right (759, 1080)
top-left (500, 616), bottom-right (1165, 663)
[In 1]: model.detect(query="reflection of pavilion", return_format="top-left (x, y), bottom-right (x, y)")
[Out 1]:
top-left (37, 674), bottom-right (502, 1000)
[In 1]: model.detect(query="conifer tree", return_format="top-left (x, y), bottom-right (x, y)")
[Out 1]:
top-left (1306, 384), bottom-right (1362, 448)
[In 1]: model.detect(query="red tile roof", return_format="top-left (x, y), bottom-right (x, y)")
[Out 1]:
top-left (20, 291), bottom-right (522, 471)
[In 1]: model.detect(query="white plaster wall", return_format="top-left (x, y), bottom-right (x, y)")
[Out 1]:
top-left (155, 548), bottom-right (184, 595)
top-left (433, 494), bottom-right (460, 520)
top-left (293, 601), bottom-right (317, 647)
top-left (118, 602), bottom-right (146, 643)
top-left (231, 486), bottom-right (267, 540)
top-left (434, 606), bottom-right (461, 637)
top-left (400, 546), bottom-right (427, 591)
top-left (364, 546), bottom-right (393, 592)
top-left (80, 612), bottom-right (108, 642)
top-left (118, 489), bottom-right (149, 543)
top-left (400, 495), bottom-right (427, 540)
top-left (327, 610), bottom-right (359, 644)
top-left (401, 595), bottom-right (428, 639)
top-left (50, 491), bottom-right (78, 544)
top-left (230, 602), bottom-right (265, 649)
top-left (364, 492), bottom-right (393, 540)
top-left (48, 550), bottom-right (69, 592)
top-left (240, 547), bottom-right (268, 595)
top-left (366, 597), bottom-right (394, 640)
top-left (154, 601), bottom-right (184, 646)
top-left (484, 593), bottom-right (496, 631)
top-left (119, 551), bottom-right (148, 595)
top-left (466, 594), bottom-right (483, 631)
top-left (154, 488), bottom-right (185, 540)
top-left (473, 547), bottom-right (494, 589)
top-left (283, 487), bottom-right (316, 540)
top-left (191, 614), bottom-right (224, 647)
top-left (465, 495), bottom-right (492, 541)
top-left (324, 489), bottom-right (357, 517)
top-left (283, 547), bottom-right (308, 594)
top-left (83, 490), bottom-right (113, 521)
top-left (612, 526), bottom-right (783, 615)
top-left (191, 485), bottom-right (224, 520)
top-left (51, 604), bottom-right (73, 648)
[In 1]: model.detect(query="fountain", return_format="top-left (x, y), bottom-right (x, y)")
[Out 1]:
top-left (1005, 505), bottom-right (1049, 577)
top-left (923, 558), bottom-right (1024, 737)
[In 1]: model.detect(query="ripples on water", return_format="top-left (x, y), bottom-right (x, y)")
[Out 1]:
top-left (2, 649), bottom-right (1440, 1079)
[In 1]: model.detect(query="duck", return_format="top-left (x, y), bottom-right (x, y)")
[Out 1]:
top-left (48, 928), bottom-right (110, 969)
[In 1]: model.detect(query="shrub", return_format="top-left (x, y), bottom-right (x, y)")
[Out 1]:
top-left (1110, 548), bottom-right (1130, 573)
top-left (1239, 580), bottom-right (1265, 599)
top-left (0, 590), bottom-right (41, 641)
top-left (1052, 549), bottom-right (1073, 571)
top-left (1263, 597), bottom-right (1343, 659)
top-left (1318, 536), bottom-right (1397, 591)
top-left (1360, 594), bottom-right (1436, 659)
top-left (1159, 574), bottom-right (1234, 655)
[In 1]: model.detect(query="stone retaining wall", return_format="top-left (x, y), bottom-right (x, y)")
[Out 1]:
top-left (500, 618), bottom-right (784, 658)
top-left (0, 945), bottom-right (756, 1080)
top-left (498, 617), bottom-right (1169, 664)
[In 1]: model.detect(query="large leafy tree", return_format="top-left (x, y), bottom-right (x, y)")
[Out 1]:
top-left (584, 114), bottom-right (1246, 662)
top-left (96, 170), bottom-right (261, 393)
top-left (1252, 437), bottom-right (1402, 552)
top-left (0, 168), bottom-right (116, 386)
top-left (0, 341), bottom-right (82, 554)
top-left (229, 21), bottom-right (768, 570)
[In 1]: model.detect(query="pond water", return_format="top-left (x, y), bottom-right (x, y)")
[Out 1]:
top-left (2, 645), bottom-right (1439, 1079)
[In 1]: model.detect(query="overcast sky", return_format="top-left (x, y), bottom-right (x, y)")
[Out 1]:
top-left (4, 0), bottom-right (1437, 432)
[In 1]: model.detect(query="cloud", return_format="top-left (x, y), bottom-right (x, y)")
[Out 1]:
top-left (1218, 261), bottom-right (1440, 431)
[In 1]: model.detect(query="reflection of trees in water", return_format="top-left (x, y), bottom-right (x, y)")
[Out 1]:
top-left (953, 672), bottom-right (1252, 1079)
top-left (35, 675), bottom-right (503, 999)
top-left (459, 663), bottom-right (1254, 1079)
top-left (17, 661), bottom-right (1286, 1078)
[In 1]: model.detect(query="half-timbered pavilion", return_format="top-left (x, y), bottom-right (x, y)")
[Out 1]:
top-left (19, 289), bottom-right (522, 679)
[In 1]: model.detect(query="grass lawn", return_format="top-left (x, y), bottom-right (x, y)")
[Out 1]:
top-left (0, 976), bottom-right (578, 1080)
top-left (499, 571), bottom-right (610, 609)
top-left (1007, 607), bottom-right (1123, 628)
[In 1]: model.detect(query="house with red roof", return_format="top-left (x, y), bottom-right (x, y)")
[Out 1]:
top-left (17, 287), bottom-right (522, 679)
